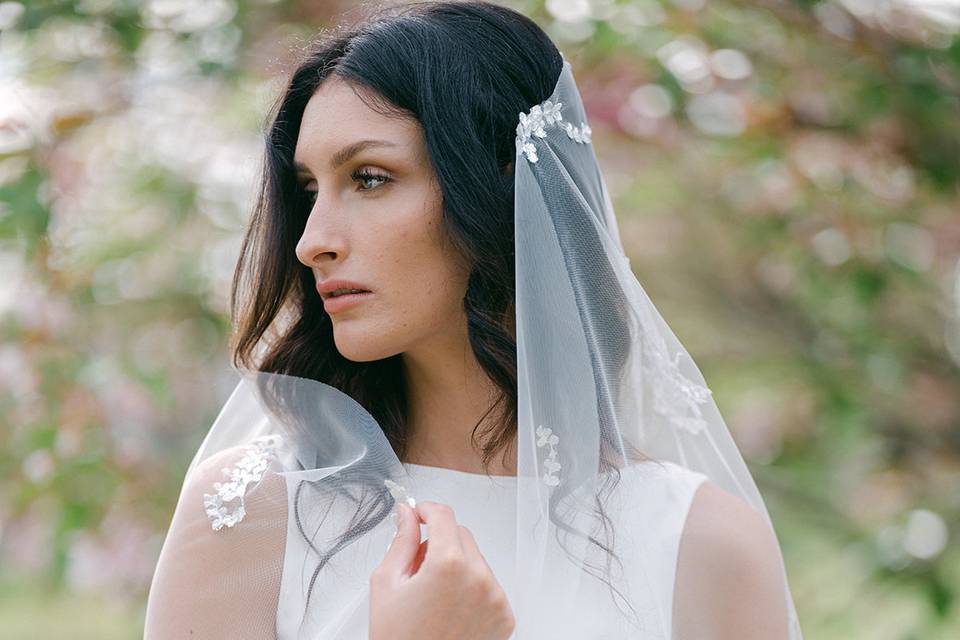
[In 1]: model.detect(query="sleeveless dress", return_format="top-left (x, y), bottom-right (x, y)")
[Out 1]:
top-left (276, 460), bottom-right (708, 639)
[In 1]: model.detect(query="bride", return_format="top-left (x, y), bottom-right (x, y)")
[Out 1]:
top-left (144, 2), bottom-right (802, 638)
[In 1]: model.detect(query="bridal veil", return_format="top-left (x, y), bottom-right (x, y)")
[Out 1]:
top-left (144, 46), bottom-right (803, 640)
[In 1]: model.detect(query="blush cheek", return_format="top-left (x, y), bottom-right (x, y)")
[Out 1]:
top-left (362, 186), bottom-right (463, 347)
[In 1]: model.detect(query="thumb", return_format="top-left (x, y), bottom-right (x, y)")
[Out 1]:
top-left (379, 503), bottom-right (422, 578)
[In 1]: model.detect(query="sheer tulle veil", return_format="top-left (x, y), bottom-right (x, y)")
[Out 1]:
top-left (145, 50), bottom-right (803, 639)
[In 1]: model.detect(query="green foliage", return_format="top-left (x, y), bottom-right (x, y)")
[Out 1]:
top-left (1, 0), bottom-right (957, 636)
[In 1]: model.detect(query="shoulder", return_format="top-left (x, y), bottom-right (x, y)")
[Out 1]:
top-left (187, 436), bottom-right (287, 531)
top-left (683, 480), bottom-right (772, 555)
top-left (673, 480), bottom-right (791, 639)
top-left (616, 460), bottom-right (710, 503)
top-left (188, 437), bottom-right (282, 490)
top-left (144, 438), bottom-right (288, 637)
top-left (189, 443), bottom-right (259, 486)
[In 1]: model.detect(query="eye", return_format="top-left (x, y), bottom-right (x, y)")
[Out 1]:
top-left (298, 168), bottom-right (391, 206)
top-left (351, 168), bottom-right (391, 192)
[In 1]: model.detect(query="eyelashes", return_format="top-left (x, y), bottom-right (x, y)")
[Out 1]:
top-left (350, 168), bottom-right (391, 192)
top-left (300, 169), bottom-right (392, 205)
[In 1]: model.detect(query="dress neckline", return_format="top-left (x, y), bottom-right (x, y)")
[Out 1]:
top-left (400, 459), bottom-right (677, 485)
top-left (401, 461), bottom-right (519, 481)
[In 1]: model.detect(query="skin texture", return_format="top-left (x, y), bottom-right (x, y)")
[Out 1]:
top-left (293, 75), bottom-right (512, 477)
top-left (292, 74), bottom-right (791, 638)
top-left (673, 481), bottom-right (792, 639)
top-left (293, 75), bottom-right (515, 638)
top-left (370, 501), bottom-right (516, 640)
top-left (143, 446), bottom-right (287, 638)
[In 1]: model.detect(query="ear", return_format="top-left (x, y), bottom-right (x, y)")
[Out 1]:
top-left (503, 161), bottom-right (514, 175)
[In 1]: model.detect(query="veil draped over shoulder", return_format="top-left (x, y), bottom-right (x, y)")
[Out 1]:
top-left (144, 54), bottom-right (803, 640)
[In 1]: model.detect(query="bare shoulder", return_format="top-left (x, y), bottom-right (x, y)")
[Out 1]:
top-left (190, 439), bottom-right (288, 528)
top-left (189, 443), bottom-right (265, 491)
top-left (684, 480), bottom-right (773, 554)
top-left (144, 440), bottom-right (287, 638)
top-left (673, 480), bottom-right (791, 640)
top-left (190, 436), bottom-right (284, 480)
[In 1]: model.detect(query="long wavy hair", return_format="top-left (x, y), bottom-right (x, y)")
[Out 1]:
top-left (229, 0), bottom-right (644, 630)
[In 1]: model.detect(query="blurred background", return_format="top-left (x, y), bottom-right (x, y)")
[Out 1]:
top-left (1, 0), bottom-right (958, 637)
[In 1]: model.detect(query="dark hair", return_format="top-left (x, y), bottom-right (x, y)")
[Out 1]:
top-left (230, 0), bottom-right (643, 630)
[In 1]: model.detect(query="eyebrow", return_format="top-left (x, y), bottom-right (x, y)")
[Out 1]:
top-left (293, 139), bottom-right (399, 175)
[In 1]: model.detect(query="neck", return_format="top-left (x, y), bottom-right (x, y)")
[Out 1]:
top-left (400, 324), bottom-right (516, 477)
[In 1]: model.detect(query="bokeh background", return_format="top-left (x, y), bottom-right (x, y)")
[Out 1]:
top-left (1, 0), bottom-right (959, 637)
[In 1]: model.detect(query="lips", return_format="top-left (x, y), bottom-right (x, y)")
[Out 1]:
top-left (329, 288), bottom-right (371, 298)
top-left (321, 289), bottom-right (373, 314)
top-left (316, 279), bottom-right (374, 300)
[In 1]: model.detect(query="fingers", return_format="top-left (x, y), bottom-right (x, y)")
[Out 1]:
top-left (456, 524), bottom-right (491, 573)
top-left (375, 502), bottom-right (422, 581)
top-left (410, 538), bottom-right (428, 574)
top-left (378, 500), bottom-right (493, 587)
top-left (415, 501), bottom-right (464, 568)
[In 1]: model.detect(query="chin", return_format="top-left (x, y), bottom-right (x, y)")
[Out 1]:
top-left (331, 324), bottom-right (399, 362)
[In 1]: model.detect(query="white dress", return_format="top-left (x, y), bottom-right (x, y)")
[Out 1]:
top-left (276, 460), bottom-right (708, 639)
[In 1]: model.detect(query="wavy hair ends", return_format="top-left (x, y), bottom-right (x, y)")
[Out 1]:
top-left (230, 0), bottom-right (562, 462)
top-left (227, 0), bottom-right (643, 629)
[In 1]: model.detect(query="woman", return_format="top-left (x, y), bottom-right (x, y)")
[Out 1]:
top-left (144, 2), bottom-right (802, 639)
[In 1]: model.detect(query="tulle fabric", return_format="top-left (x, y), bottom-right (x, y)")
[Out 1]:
top-left (144, 55), bottom-right (802, 639)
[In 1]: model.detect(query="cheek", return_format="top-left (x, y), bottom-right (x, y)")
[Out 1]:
top-left (327, 184), bottom-right (470, 361)
top-left (381, 199), bottom-right (468, 325)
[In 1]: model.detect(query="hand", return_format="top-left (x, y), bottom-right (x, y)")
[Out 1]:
top-left (369, 500), bottom-right (516, 640)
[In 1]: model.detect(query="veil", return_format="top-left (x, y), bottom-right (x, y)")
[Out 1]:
top-left (144, 53), bottom-right (803, 639)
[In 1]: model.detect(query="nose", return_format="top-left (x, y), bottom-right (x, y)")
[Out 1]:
top-left (295, 203), bottom-right (345, 269)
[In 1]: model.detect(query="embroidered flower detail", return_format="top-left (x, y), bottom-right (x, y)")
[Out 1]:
top-left (561, 119), bottom-right (592, 144)
top-left (638, 312), bottom-right (714, 435)
top-left (535, 424), bottom-right (561, 486)
top-left (202, 434), bottom-right (282, 532)
top-left (515, 98), bottom-right (592, 163)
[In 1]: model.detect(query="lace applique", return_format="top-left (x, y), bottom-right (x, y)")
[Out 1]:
top-left (515, 98), bottom-right (592, 163)
top-left (639, 317), bottom-right (714, 435)
top-left (202, 434), bottom-right (282, 532)
top-left (535, 424), bottom-right (561, 486)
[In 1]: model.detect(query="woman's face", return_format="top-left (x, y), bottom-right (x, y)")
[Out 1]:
top-left (293, 75), bottom-right (471, 362)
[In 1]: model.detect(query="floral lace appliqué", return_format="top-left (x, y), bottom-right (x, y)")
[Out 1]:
top-left (202, 434), bottom-right (282, 532)
top-left (535, 424), bottom-right (561, 486)
top-left (516, 98), bottom-right (592, 163)
top-left (638, 313), bottom-right (714, 435)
